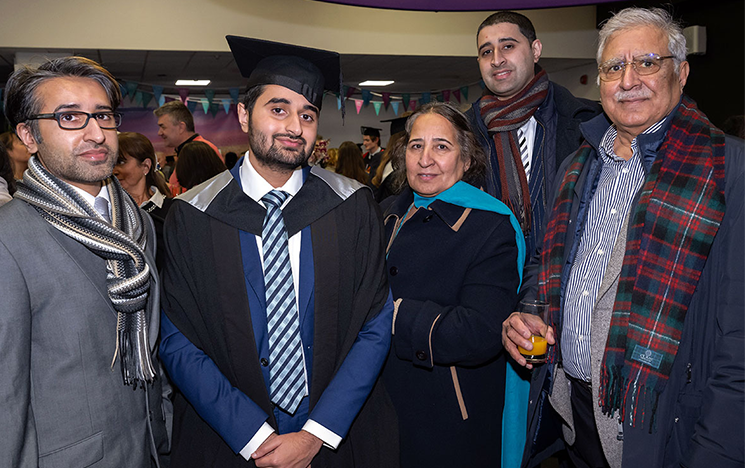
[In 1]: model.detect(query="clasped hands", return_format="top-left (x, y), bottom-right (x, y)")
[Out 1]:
top-left (252, 430), bottom-right (323, 468)
top-left (501, 311), bottom-right (556, 370)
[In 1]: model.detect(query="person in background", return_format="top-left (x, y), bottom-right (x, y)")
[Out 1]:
top-left (361, 126), bottom-right (384, 176)
top-left (382, 102), bottom-right (524, 468)
top-left (373, 114), bottom-right (411, 203)
top-left (114, 132), bottom-right (174, 271)
top-left (153, 100), bottom-right (221, 195)
top-left (0, 139), bottom-right (15, 206)
top-left (503, 8), bottom-right (744, 468)
top-left (325, 147), bottom-right (338, 172)
top-left (335, 141), bottom-right (369, 185)
top-left (224, 151), bottom-right (239, 169)
top-left (174, 140), bottom-right (227, 190)
top-left (0, 131), bottom-right (32, 180)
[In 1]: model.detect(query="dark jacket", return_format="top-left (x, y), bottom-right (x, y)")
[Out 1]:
top-left (521, 111), bottom-right (745, 468)
top-left (466, 81), bottom-right (602, 257)
top-left (382, 188), bottom-right (520, 468)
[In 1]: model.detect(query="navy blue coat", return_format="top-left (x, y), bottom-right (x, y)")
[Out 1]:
top-left (521, 111), bottom-right (745, 468)
top-left (382, 189), bottom-right (520, 468)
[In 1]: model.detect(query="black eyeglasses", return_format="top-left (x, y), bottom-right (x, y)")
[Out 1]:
top-left (598, 54), bottom-right (675, 81)
top-left (27, 111), bottom-right (123, 130)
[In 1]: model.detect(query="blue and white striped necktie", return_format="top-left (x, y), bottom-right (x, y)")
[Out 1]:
top-left (261, 190), bottom-right (305, 414)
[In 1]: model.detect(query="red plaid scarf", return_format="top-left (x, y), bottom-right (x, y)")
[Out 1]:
top-left (538, 96), bottom-right (726, 430)
top-left (478, 69), bottom-right (548, 232)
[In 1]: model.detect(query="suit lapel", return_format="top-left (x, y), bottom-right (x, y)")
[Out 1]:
top-left (44, 222), bottom-right (116, 317)
top-left (298, 226), bottom-right (314, 327)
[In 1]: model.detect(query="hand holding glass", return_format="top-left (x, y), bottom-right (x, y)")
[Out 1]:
top-left (516, 300), bottom-right (549, 364)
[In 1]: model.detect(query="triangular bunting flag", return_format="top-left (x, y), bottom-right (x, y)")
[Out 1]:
top-left (210, 103), bottom-right (220, 118)
top-left (337, 95), bottom-right (342, 110)
top-left (345, 86), bottom-right (356, 99)
top-left (158, 96), bottom-right (166, 107)
top-left (119, 83), bottom-right (127, 98)
top-left (460, 86), bottom-right (469, 101)
top-left (362, 89), bottom-right (371, 106)
top-left (354, 99), bottom-right (363, 114)
top-left (205, 89), bottom-right (216, 105)
top-left (223, 100), bottom-right (231, 114)
top-left (372, 101), bottom-right (382, 116)
top-left (453, 89), bottom-right (461, 103)
top-left (201, 99), bottom-right (210, 114)
top-left (382, 92), bottom-right (391, 109)
top-left (391, 101), bottom-right (400, 116)
top-left (421, 92), bottom-right (431, 104)
top-left (437, 92), bottom-right (444, 102)
top-left (402, 94), bottom-right (410, 111)
top-left (187, 100), bottom-right (197, 113)
top-left (134, 90), bottom-right (143, 106)
top-left (229, 88), bottom-right (240, 104)
top-left (141, 92), bottom-right (153, 108)
top-left (443, 90), bottom-right (451, 102)
top-left (409, 100), bottom-right (417, 111)
top-left (152, 85), bottom-right (164, 104)
top-left (479, 80), bottom-right (486, 90)
top-left (125, 81), bottom-right (139, 100)
top-left (179, 89), bottom-right (190, 104)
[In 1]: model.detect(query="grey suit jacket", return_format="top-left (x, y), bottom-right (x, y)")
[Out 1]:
top-left (0, 198), bottom-right (169, 468)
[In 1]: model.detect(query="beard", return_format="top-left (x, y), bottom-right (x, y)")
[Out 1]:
top-left (249, 126), bottom-right (312, 173)
top-left (37, 142), bottom-right (117, 185)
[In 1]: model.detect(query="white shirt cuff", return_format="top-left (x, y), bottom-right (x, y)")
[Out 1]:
top-left (239, 422), bottom-right (275, 460)
top-left (302, 419), bottom-right (342, 450)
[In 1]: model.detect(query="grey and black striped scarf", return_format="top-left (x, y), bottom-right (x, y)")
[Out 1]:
top-left (15, 156), bottom-right (156, 387)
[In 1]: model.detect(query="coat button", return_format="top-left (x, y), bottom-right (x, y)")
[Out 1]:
top-left (260, 358), bottom-right (269, 367)
top-left (423, 214), bottom-right (433, 223)
top-left (416, 350), bottom-right (427, 361)
top-left (390, 266), bottom-right (398, 276)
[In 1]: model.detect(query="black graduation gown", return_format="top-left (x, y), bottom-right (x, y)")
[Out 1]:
top-left (160, 166), bottom-right (399, 468)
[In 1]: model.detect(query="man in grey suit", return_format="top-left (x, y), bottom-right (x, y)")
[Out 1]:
top-left (0, 56), bottom-right (169, 467)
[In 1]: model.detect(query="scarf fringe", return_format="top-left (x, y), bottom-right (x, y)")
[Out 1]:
top-left (600, 365), bottom-right (661, 433)
top-left (116, 311), bottom-right (157, 388)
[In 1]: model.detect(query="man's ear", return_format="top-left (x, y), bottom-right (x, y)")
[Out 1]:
top-left (16, 123), bottom-right (39, 154)
top-left (237, 103), bottom-right (250, 133)
top-left (177, 121), bottom-right (188, 134)
top-left (531, 39), bottom-right (543, 63)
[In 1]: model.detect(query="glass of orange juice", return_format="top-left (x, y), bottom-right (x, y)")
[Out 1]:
top-left (517, 300), bottom-right (550, 364)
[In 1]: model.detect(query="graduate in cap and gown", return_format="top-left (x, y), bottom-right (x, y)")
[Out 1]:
top-left (159, 36), bottom-right (398, 468)
top-left (361, 126), bottom-right (384, 178)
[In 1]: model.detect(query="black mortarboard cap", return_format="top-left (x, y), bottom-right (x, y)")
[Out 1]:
top-left (361, 126), bottom-right (381, 138)
top-left (226, 35), bottom-right (342, 110)
top-left (380, 114), bottom-right (410, 135)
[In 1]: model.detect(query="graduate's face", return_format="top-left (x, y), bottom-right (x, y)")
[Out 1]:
top-left (241, 85), bottom-right (318, 172)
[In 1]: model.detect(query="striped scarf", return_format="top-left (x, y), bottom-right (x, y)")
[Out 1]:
top-left (478, 68), bottom-right (548, 232)
top-left (15, 156), bottom-right (157, 387)
top-left (538, 96), bottom-right (726, 430)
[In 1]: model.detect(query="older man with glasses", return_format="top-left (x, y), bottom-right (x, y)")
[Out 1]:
top-left (502, 7), bottom-right (744, 468)
top-left (0, 56), bottom-right (169, 468)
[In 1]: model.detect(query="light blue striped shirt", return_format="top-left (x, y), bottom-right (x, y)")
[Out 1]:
top-left (561, 119), bottom-right (664, 382)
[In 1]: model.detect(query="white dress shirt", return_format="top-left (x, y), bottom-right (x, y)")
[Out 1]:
top-left (519, 116), bottom-right (537, 181)
top-left (238, 152), bottom-right (341, 459)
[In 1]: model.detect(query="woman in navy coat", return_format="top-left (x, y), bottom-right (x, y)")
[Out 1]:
top-left (382, 102), bottom-right (524, 468)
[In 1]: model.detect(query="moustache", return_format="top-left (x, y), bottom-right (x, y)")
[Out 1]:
top-left (74, 144), bottom-right (114, 156)
top-left (272, 133), bottom-right (306, 148)
top-left (614, 89), bottom-right (652, 101)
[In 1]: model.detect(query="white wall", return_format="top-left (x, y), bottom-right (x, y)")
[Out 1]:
top-left (1, 0), bottom-right (598, 59)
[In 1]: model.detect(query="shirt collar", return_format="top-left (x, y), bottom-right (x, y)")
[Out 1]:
top-left (176, 133), bottom-right (200, 154)
top-left (238, 150), bottom-right (303, 205)
top-left (70, 182), bottom-right (109, 209)
top-left (146, 186), bottom-right (165, 208)
top-left (598, 115), bottom-right (669, 165)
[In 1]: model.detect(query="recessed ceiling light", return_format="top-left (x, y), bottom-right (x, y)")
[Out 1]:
top-left (175, 80), bottom-right (211, 86)
top-left (358, 80), bottom-right (394, 87)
